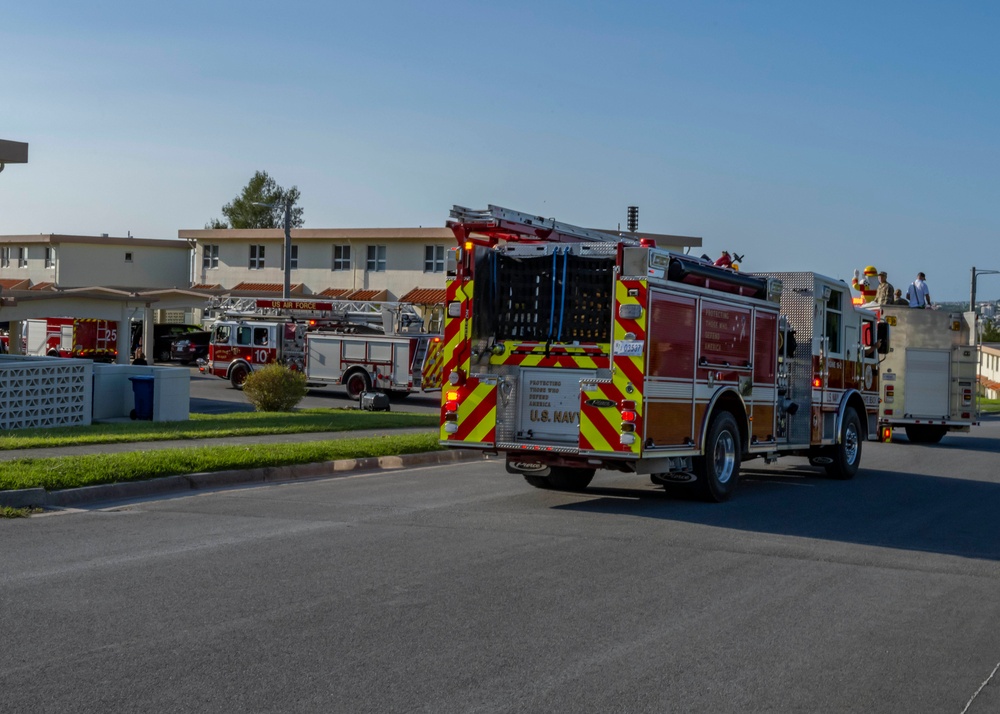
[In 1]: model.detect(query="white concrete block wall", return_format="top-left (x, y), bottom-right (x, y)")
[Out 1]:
top-left (0, 355), bottom-right (93, 429)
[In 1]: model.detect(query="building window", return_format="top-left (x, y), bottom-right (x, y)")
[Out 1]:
top-left (424, 245), bottom-right (445, 273)
top-left (203, 244), bottom-right (219, 270)
top-left (17, 247), bottom-right (27, 268)
top-left (366, 245), bottom-right (386, 272)
top-left (286, 244), bottom-right (298, 270)
top-left (332, 245), bottom-right (351, 271)
top-left (124, 252), bottom-right (133, 263)
top-left (45, 247), bottom-right (55, 268)
top-left (1, 247), bottom-right (9, 268)
top-left (249, 245), bottom-right (265, 270)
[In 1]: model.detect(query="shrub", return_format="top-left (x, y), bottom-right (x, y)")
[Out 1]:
top-left (241, 363), bottom-right (309, 412)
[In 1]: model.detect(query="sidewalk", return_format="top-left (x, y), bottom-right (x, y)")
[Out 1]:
top-left (0, 428), bottom-right (485, 510)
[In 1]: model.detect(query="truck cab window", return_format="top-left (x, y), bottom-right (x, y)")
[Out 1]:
top-left (825, 290), bottom-right (842, 354)
top-left (236, 326), bottom-right (253, 346)
top-left (253, 327), bottom-right (270, 346)
top-left (213, 325), bottom-right (231, 344)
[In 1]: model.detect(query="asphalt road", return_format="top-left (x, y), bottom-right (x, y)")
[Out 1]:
top-left (4, 422), bottom-right (1000, 712)
top-left (185, 364), bottom-right (442, 415)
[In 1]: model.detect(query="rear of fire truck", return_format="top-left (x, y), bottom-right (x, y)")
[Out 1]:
top-left (440, 223), bottom-right (626, 492)
top-left (876, 306), bottom-right (978, 443)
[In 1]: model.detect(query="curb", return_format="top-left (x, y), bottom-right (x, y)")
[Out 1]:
top-left (0, 449), bottom-right (485, 510)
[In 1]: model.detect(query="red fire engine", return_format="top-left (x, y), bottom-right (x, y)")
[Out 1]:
top-left (24, 317), bottom-right (119, 362)
top-left (205, 297), bottom-right (444, 399)
top-left (440, 205), bottom-right (885, 501)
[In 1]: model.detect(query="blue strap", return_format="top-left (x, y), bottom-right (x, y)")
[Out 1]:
top-left (557, 248), bottom-right (568, 341)
top-left (548, 250), bottom-right (557, 340)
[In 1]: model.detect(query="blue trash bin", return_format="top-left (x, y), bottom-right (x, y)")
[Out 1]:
top-left (128, 375), bottom-right (155, 420)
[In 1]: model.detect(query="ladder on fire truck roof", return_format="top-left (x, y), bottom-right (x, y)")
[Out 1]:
top-left (205, 296), bottom-right (426, 335)
top-left (448, 204), bottom-right (642, 246)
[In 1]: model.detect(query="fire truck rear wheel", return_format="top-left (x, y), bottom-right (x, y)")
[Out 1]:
top-left (523, 467), bottom-right (595, 492)
top-left (695, 411), bottom-right (741, 502)
top-left (230, 364), bottom-right (250, 390)
top-left (825, 408), bottom-right (862, 480)
top-left (903, 425), bottom-right (948, 444)
top-left (345, 371), bottom-right (371, 401)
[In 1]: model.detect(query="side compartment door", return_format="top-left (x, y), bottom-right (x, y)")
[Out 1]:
top-left (642, 292), bottom-right (697, 448)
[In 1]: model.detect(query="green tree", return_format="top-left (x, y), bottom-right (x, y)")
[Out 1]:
top-left (982, 318), bottom-right (1000, 343)
top-left (206, 171), bottom-right (305, 229)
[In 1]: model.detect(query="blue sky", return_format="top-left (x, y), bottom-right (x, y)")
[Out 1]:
top-left (3, 0), bottom-right (999, 301)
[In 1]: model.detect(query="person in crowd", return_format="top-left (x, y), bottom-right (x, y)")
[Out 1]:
top-left (893, 289), bottom-right (908, 305)
top-left (874, 270), bottom-right (895, 304)
top-left (906, 272), bottom-right (932, 309)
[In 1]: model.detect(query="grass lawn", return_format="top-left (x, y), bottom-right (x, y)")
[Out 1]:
top-left (0, 409), bottom-right (438, 450)
top-left (980, 398), bottom-right (1000, 414)
top-left (0, 432), bottom-right (444, 492)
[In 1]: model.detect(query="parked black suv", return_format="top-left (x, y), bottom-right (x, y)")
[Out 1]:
top-left (130, 323), bottom-right (203, 362)
top-left (170, 330), bottom-right (211, 364)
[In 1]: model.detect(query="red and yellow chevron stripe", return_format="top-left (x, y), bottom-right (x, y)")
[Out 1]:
top-left (421, 338), bottom-right (444, 390)
top-left (579, 279), bottom-right (647, 456)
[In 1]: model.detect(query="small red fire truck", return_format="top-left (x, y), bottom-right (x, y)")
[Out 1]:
top-left (205, 297), bottom-right (444, 399)
top-left (440, 205), bottom-right (885, 501)
top-left (24, 317), bottom-right (119, 362)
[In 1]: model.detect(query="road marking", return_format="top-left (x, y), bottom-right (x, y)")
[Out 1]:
top-left (961, 659), bottom-right (1000, 713)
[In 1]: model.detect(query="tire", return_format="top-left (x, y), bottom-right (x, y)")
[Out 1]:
top-left (825, 408), bottom-right (862, 480)
top-left (157, 348), bottom-right (172, 363)
top-left (523, 474), bottom-right (551, 489)
top-left (695, 411), bottom-right (741, 502)
top-left (345, 371), bottom-right (372, 401)
top-left (904, 425), bottom-right (948, 444)
top-left (523, 467), bottom-right (595, 492)
top-left (229, 363), bottom-right (250, 389)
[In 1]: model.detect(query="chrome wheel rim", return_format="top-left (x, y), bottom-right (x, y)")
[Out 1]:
top-left (715, 431), bottom-right (736, 484)
top-left (844, 423), bottom-right (859, 465)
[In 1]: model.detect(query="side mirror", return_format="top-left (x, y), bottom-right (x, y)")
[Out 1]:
top-left (877, 322), bottom-right (890, 354)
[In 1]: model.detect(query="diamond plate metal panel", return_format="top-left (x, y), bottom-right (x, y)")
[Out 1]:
top-left (751, 272), bottom-right (818, 444)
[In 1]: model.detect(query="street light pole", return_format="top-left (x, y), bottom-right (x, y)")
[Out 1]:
top-left (252, 198), bottom-right (294, 300)
top-left (281, 194), bottom-right (292, 300)
top-left (971, 267), bottom-right (1000, 313)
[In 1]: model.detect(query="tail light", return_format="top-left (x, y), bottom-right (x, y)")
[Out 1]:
top-left (962, 388), bottom-right (972, 407)
top-left (444, 390), bottom-right (460, 431)
top-left (884, 385), bottom-right (894, 403)
top-left (880, 426), bottom-right (893, 442)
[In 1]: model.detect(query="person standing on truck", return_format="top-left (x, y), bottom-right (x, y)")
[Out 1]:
top-left (893, 289), bottom-right (908, 305)
top-left (907, 272), bottom-right (932, 309)
top-left (874, 271), bottom-right (895, 304)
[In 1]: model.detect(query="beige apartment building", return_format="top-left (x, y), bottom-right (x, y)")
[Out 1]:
top-left (0, 234), bottom-right (191, 292)
top-left (178, 225), bottom-right (703, 301)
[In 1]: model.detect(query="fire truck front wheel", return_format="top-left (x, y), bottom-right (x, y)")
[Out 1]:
top-left (695, 411), bottom-right (742, 502)
top-left (229, 364), bottom-right (251, 389)
top-left (523, 467), bottom-right (595, 492)
top-left (825, 408), bottom-right (862, 480)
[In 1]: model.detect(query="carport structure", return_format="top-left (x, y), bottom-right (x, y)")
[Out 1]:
top-left (0, 139), bottom-right (28, 172)
top-left (0, 288), bottom-right (211, 363)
